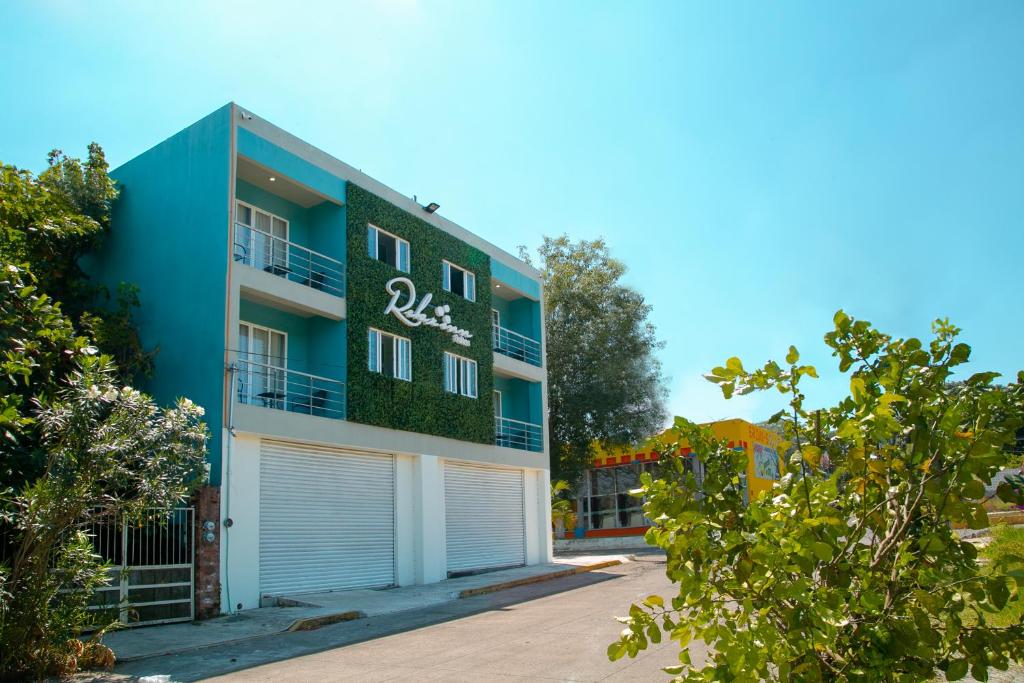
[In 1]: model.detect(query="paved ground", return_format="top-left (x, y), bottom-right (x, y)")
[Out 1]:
top-left (103, 556), bottom-right (629, 662)
top-left (80, 553), bottom-right (696, 682)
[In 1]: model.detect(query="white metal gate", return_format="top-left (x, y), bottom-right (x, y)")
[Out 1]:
top-left (445, 461), bottom-right (526, 575)
top-left (259, 441), bottom-right (396, 596)
top-left (88, 507), bottom-right (195, 627)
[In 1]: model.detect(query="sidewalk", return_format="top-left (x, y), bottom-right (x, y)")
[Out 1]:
top-left (103, 554), bottom-right (631, 663)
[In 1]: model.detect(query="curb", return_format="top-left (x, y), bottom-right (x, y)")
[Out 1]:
top-left (458, 559), bottom-right (623, 599)
top-left (287, 610), bottom-right (363, 632)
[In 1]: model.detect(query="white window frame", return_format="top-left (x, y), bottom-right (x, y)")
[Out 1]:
top-left (368, 327), bottom-right (412, 381)
top-left (493, 390), bottom-right (502, 417)
top-left (368, 224), bottom-right (410, 273)
top-left (238, 321), bottom-right (288, 366)
top-left (442, 260), bottom-right (476, 302)
top-left (491, 308), bottom-right (501, 327)
top-left (237, 321), bottom-right (288, 405)
top-left (235, 200), bottom-right (290, 270)
top-left (444, 351), bottom-right (478, 398)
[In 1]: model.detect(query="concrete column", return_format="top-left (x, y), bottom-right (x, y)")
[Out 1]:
top-left (539, 468), bottom-right (554, 562)
top-left (394, 455), bottom-right (416, 586)
top-left (524, 469), bottom-right (540, 564)
top-left (220, 432), bottom-right (261, 612)
top-left (523, 468), bottom-right (553, 565)
top-left (413, 454), bottom-right (445, 584)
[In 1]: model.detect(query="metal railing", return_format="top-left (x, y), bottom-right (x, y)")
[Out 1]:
top-left (492, 324), bottom-right (542, 367)
top-left (234, 223), bottom-right (346, 297)
top-left (495, 416), bottom-right (544, 452)
top-left (235, 353), bottom-right (346, 420)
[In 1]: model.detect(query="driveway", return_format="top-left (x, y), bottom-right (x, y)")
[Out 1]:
top-left (88, 553), bottom-right (700, 682)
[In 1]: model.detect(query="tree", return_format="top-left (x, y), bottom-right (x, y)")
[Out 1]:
top-left (0, 148), bottom-right (207, 679)
top-left (0, 147), bottom-right (153, 491)
top-left (0, 357), bottom-right (207, 680)
top-left (524, 236), bottom-right (668, 487)
top-left (608, 312), bottom-right (1024, 682)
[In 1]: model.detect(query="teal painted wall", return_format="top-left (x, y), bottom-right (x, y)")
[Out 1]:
top-left (307, 201), bottom-right (346, 281)
top-left (235, 179), bottom-right (311, 247)
top-left (492, 295), bottom-right (541, 341)
top-left (93, 105), bottom-right (232, 483)
top-left (490, 258), bottom-right (541, 300)
top-left (493, 375), bottom-right (541, 424)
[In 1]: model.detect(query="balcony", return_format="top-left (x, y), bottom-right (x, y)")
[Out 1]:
top-left (234, 353), bottom-right (345, 420)
top-left (495, 416), bottom-right (543, 452)
top-left (492, 324), bottom-right (541, 367)
top-left (234, 223), bottom-right (345, 298)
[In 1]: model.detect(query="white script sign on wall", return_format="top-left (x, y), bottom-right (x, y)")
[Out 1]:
top-left (384, 277), bottom-right (473, 347)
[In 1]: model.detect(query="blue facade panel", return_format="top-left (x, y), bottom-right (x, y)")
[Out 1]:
top-left (94, 105), bottom-right (233, 483)
top-left (490, 258), bottom-right (541, 300)
top-left (237, 128), bottom-right (346, 203)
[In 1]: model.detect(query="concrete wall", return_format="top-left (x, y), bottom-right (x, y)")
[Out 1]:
top-left (96, 104), bottom-right (233, 483)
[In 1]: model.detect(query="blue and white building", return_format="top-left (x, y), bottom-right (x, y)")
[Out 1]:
top-left (93, 104), bottom-right (552, 614)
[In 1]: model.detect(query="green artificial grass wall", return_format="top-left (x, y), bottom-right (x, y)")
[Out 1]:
top-left (345, 183), bottom-right (494, 443)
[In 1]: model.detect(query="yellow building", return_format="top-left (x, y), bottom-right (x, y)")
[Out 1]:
top-left (572, 418), bottom-right (784, 538)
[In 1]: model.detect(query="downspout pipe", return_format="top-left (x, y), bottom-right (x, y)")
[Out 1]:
top-left (223, 361), bottom-right (238, 613)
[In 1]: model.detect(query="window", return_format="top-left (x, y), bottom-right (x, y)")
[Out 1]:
top-left (583, 463), bottom-right (650, 531)
top-left (493, 390), bottom-right (502, 417)
top-left (442, 261), bottom-right (476, 301)
top-left (367, 225), bottom-right (410, 272)
top-left (237, 322), bottom-right (287, 407)
top-left (443, 352), bottom-right (478, 398)
top-left (368, 328), bottom-right (411, 381)
top-left (492, 309), bottom-right (500, 327)
top-left (236, 201), bottom-right (288, 272)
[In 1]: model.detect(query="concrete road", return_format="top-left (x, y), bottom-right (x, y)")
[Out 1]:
top-left (93, 553), bottom-right (700, 682)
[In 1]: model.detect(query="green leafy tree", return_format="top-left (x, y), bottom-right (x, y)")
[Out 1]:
top-left (523, 236), bottom-right (668, 488)
top-left (0, 356), bottom-right (207, 680)
top-left (609, 312), bottom-right (1024, 682)
top-left (0, 147), bottom-right (154, 489)
top-left (0, 147), bottom-right (206, 679)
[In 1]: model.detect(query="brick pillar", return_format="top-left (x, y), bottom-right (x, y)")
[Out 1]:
top-left (193, 485), bottom-right (221, 620)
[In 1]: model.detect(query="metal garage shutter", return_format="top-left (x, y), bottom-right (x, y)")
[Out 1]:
top-left (259, 441), bottom-right (395, 595)
top-left (445, 462), bottom-right (525, 574)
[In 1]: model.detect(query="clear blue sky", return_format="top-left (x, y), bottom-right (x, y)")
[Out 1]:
top-left (2, 1), bottom-right (1022, 425)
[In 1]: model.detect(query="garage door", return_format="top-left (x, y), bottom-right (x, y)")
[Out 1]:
top-left (259, 441), bottom-right (395, 595)
top-left (445, 461), bottom-right (525, 574)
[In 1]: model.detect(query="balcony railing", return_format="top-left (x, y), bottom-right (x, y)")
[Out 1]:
top-left (234, 353), bottom-right (345, 420)
top-left (233, 223), bottom-right (345, 297)
top-left (495, 416), bottom-right (543, 452)
top-left (492, 324), bottom-right (542, 367)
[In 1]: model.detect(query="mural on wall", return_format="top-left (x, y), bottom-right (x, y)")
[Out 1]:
top-left (753, 443), bottom-right (780, 480)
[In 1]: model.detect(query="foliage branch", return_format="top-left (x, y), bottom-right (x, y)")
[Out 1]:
top-left (608, 312), bottom-right (1024, 682)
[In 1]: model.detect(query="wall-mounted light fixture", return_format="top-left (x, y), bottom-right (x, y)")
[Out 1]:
top-left (424, 202), bottom-right (440, 214)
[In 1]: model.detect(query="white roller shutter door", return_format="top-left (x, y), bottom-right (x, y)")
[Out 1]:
top-left (445, 461), bottom-right (525, 574)
top-left (259, 441), bottom-right (395, 595)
